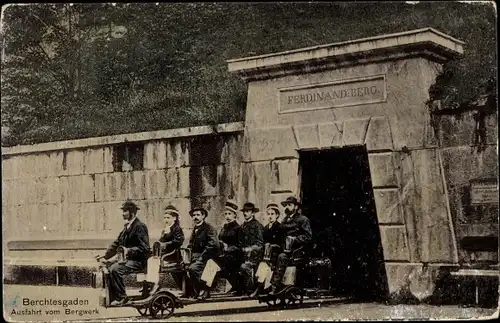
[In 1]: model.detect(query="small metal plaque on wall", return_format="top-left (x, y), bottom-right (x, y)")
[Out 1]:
top-left (470, 181), bottom-right (499, 205)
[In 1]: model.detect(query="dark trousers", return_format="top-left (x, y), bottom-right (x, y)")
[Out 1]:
top-left (239, 260), bottom-right (259, 293)
top-left (272, 252), bottom-right (290, 286)
top-left (108, 260), bottom-right (144, 301)
top-left (187, 254), bottom-right (207, 295)
top-left (218, 253), bottom-right (243, 291)
top-left (221, 268), bottom-right (241, 291)
top-left (171, 272), bottom-right (184, 290)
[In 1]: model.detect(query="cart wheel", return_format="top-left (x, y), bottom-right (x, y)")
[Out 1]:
top-left (284, 287), bottom-right (304, 307)
top-left (149, 293), bottom-right (175, 319)
top-left (136, 306), bottom-right (149, 317)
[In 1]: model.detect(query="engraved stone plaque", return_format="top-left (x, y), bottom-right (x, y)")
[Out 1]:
top-left (471, 182), bottom-right (499, 205)
top-left (279, 75), bottom-right (386, 113)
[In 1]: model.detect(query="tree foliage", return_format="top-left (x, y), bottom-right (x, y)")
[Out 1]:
top-left (1, 2), bottom-right (496, 146)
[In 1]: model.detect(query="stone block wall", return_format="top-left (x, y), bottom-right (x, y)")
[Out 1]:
top-left (437, 112), bottom-right (498, 264)
top-left (2, 130), bottom-right (244, 260)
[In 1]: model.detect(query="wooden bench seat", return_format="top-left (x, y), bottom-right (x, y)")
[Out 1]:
top-left (5, 238), bottom-right (147, 286)
top-left (7, 238), bottom-right (113, 251)
top-left (4, 257), bottom-right (100, 268)
top-left (451, 269), bottom-right (499, 277)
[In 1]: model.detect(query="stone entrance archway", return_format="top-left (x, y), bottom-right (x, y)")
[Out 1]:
top-left (227, 28), bottom-right (465, 300)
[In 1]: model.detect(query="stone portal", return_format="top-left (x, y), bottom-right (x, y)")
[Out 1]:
top-left (227, 28), bottom-right (465, 300)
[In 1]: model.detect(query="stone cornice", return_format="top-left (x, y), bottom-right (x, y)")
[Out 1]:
top-left (227, 28), bottom-right (465, 81)
top-left (1, 121), bottom-right (245, 156)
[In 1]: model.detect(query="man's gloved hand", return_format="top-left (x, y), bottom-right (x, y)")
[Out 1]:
top-left (98, 256), bottom-right (115, 266)
top-left (96, 255), bottom-right (108, 266)
top-left (104, 259), bottom-right (114, 265)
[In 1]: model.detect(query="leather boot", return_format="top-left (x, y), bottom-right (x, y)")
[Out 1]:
top-left (110, 298), bottom-right (126, 306)
top-left (249, 284), bottom-right (261, 298)
top-left (198, 288), bottom-right (210, 300)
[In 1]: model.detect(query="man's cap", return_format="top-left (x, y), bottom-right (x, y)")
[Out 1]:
top-left (164, 204), bottom-right (180, 217)
top-left (281, 196), bottom-right (300, 207)
top-left (266, 202), bottom-right (281, 214)
top-left (224, 199), bottom-right (239, 214)
top-left (121, 200), bottom-right (140, 211)
top-left (189, 207), bottom-right (208, 217)
top-left (241, 202), bottom-right (259, 213)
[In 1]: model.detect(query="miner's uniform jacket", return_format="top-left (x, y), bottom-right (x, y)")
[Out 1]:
top-left (217, 220), bottom-right (243, 288)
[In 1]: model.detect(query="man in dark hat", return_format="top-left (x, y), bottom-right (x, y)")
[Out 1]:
top-left (186, 206), bottom-right (220, 299)
top-left (237, 202), bottom-right (265, 295)
top-left (215, 200), bottom-right (243, 295)
top-left (270, 196), bottom-right (312, 294)
top-left (101, 200), bottom-right (150, 305)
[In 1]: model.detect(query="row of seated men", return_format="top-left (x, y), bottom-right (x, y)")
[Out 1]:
top-left (99, 196), bottom-right (312, 305)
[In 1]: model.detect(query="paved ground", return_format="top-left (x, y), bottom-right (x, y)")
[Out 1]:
top-left (3, 285), bottom-right (498, 322)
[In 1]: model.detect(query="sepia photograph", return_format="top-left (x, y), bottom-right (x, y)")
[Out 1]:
top-left (1, 2), bottom-right (498, 322)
